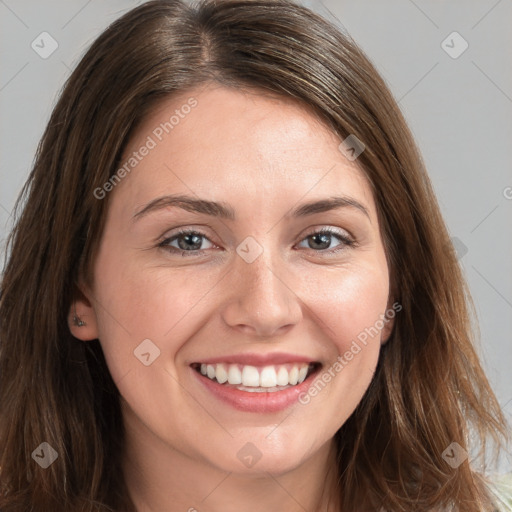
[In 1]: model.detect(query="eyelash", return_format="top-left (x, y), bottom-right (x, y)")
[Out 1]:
top-left (157, 227), bottom-right (357, 257)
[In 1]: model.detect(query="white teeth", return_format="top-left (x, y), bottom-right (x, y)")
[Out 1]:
top-left (260, 366), bottom-right (277, 387)
top-left (227, 364), bottom-right (242, 385)
top-left (197, 362), bottom-right (314, 389)
top-left (242, 365), bottom-right (260, 386)
top-left (216, 363), bottom-right (228, 384)
top-left (276, 366), bottom-right (289, 386)
top-left (298, 366), bottom-right (308, 384)
top-left (289, 366), bottom-right (299, 385)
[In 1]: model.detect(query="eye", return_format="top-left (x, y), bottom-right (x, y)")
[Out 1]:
top-left (158, 229), bottom-right (215, 256)
top-left (296, 227), bottom-right (356, 253)
top-left (158, 227), bottom-right (356, 257)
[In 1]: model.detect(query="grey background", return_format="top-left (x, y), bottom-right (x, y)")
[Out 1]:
top-left (1, 0), bottom-right (511, 465)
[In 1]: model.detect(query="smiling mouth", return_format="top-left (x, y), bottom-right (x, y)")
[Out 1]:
top-left (190, 362), bottom-right (321, 392)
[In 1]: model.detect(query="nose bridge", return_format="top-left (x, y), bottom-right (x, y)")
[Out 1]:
top-left (220, 238), bottom-right (302, 336)
top-left (242, 248), bottom-right (284, 303)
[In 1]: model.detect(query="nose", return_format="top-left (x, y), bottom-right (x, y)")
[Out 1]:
top-left (220, 248), bottom-right (303, 338)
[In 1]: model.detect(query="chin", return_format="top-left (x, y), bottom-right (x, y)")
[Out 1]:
top-left (201, 432), bottom-right (326, 477)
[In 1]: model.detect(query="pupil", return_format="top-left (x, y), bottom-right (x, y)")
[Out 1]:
top-left (179, 234), bottom-right (202, 250)
top-left (310, 233), bottom-right (330, 250)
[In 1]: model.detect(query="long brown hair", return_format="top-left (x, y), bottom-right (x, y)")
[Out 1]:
top-left (0, 1), bottom-right (508, 510)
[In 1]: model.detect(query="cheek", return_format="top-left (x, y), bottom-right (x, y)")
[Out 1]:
top-left (91, 249), bottom-right (224, 381)
top-left (303, 261), bottom-right (390, 350)
top-left (297, 263), bottom-right (389, 418)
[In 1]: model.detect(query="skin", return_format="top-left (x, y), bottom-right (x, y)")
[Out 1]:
top-left (70, 83), bottom-right (395, 512)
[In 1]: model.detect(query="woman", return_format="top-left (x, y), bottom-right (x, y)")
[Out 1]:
top-left (0, 0), bottom-right (509, 510)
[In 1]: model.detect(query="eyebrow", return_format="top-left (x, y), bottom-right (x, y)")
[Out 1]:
top-left (132, 194), bottom-right (370, 222)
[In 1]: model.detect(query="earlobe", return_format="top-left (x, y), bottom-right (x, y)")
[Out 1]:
top-left (68, 284), bottom-right (100, 341)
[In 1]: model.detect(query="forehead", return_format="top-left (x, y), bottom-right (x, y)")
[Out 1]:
top-left (112, 84), bottom-right (375, 219)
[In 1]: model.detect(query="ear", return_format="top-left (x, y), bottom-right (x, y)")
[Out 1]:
top-left (380, 299), bottom-right (397, 346)
top-left (68, 282), bottom-right (100, 341)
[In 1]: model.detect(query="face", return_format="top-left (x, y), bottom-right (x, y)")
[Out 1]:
top-left (71, 84), bottom-right (394, 476)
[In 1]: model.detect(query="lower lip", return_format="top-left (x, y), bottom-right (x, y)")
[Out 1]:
top-left (191, 366), bottom-right (320, 413)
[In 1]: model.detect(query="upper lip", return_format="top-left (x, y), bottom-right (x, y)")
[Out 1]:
top-left (191, 352), bottom-right (318, 366)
